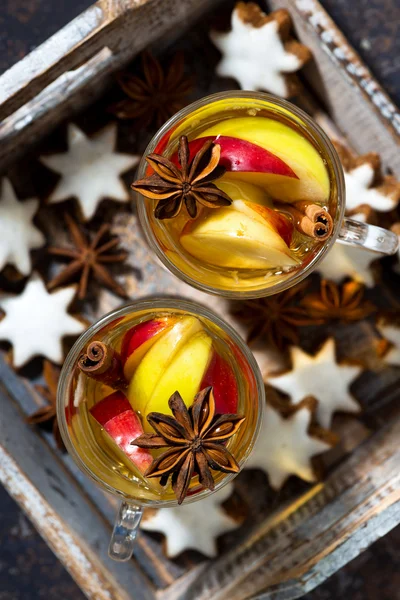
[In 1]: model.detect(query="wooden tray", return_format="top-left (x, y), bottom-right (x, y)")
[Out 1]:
top-left (0, 1), bottom-right (399, 599)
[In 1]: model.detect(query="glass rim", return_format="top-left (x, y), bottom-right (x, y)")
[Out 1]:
top-left (57, 296), bottom-right (265, 508)
top-left (136, 90), bottom-right (346, 299)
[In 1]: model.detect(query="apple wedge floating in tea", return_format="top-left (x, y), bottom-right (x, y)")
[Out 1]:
top-left (121, 316), bottom-right (175, 380)
top-left (171, 135), bottom-right (298, 181)
top-left (196, 118), bottom-right (331, 203)
top-left (127, 315), bottom-right (203, 415)
top-left (90, 391), bottom-right (153, 474)
top-left (136, 330), bottom-right (213, 429)
top-left (75, 312), bottom-right (248, 503)
top-left (131, 113), bottom-right (333, 287)
top-left (201, 351), bottom-right (238, 414)
top-left (180, 203), bottom-right (298, 270)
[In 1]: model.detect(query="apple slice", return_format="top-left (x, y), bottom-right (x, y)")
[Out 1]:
top-left (121, 317), bottom-right (175, 380)
top-left (142, 330), bottom-right (213, 429)
top-left (90, 391), bottom-right (152, 474)
top-left (216, 177), bottom-right (273, 207)
top-left (180, 204), bottom-right (299, 270)
top-left (171, 135), bottom-right (297, 179)
top-left (197, 118), bottom-right (330, 203)
top-left (232, 200), bottom-right (293, 246)
top-left (200, 351), bottom-right (238, 414)
top-left (128, 316), bottom-right (203, 416)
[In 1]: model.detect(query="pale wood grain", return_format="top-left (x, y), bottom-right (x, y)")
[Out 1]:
top-left (0, 0), bottom-right (399, 598)
top-left (0, 377), bottom-right (154, 600)
top-left (173, 414), bottom-right (400, 600)
top-left (0, 355), bottom-right (185, 590)
top-left (266, 0), bottom-right (400, 175)
top-left (0, 0), bottom-right (220, 170)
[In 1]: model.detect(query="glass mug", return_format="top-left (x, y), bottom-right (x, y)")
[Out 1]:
top-left (57, 299), bottom-right (264, 561)
top-left (136, 91), bottom-right (398, 298)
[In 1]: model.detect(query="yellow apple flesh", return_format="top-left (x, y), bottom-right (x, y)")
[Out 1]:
top-left (232, 200), bottom-right (293, 246)
top-left (180, 205), bottom-right (299, 270)
top-left (122, 317), bottom-right (176, 381)
top-left (128, 316), bottom-right (203, 415)
top-left (142, 330), bottom-right (213, 431)
top-left (199, 117), bottom-right (330, 203)
top-left (216, 177), bottom-right (273, 207)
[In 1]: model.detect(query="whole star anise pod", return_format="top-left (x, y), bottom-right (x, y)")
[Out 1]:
top-left (301, 279), bottom-right (376, 324)
top-left (132, 387), bottom-right (245, 504)
top-left (232, 281), bottom-right (312, 352)
top-left (110, 51), bottom-right (193, 129)
top-left (47, 213), bottom-right (129, 300)
top-left (27, 361), bottom-right (65, 451)
top-left (132, 135), bottom-right (232, 220)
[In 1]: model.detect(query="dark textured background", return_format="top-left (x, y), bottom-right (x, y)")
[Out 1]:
top-left (0, 0), bottom-right (399, 107)
top-left (0, 1), bottom-right (399, 599)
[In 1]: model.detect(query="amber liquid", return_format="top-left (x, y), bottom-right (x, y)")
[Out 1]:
top-left (144, 98), bottom-right (337, 293)
top-left (66, 309), bottom-right (259, 503)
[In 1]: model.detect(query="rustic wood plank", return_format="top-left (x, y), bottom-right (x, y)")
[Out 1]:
top-left (0, 354), bottom-right (186, 590)
top-left (1, 1), bottom-right (400, 598)
top-left (0, 447), bottom-right (130, 600)
top-left (0, 355), bottom-right (119, 522)
top-left (266, 0), bottom-right (400, 176)
top-left (0, 0), bottom-right (221, 170)
top-left (0, 377), bottom-right (156, 600)
top-left (0, 47), bottom-right (115, 170)
top-left (317, 0), bottom-right (400, 108)
top-left (171, 413), bottom-right (400, 600)
top-left (0, 0), bottom-right (141, 118)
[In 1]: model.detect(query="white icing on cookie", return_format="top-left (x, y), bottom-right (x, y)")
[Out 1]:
top-left (0, 178), bottom-right (45, 275)
top-left (345, 164), bottom-right (398, 212)
top-left (245, 402), bottom-right (331, 489)
top-left (211, 8), bottom-right (301, 97)
top-left (142, 484), bottom-right (237, 557)
top-left (40, 124), bottom-right (139, 221)
top-left (269, 339), bottom-right (362, 429)
top-left (349, 212), bottom-right (367, 223)
top-left (0, 275), bottom-right (84, 367)
top-left (316, 242), bottom-right (378, 287)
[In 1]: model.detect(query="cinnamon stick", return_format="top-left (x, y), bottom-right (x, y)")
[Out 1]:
top-left (276, 202), bottom-right (333, 241)
top-left (78, 341), bottom-right (127, 389)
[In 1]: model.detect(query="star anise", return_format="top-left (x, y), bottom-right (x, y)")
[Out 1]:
top-left (232, 281), bottom-right (312, 352)
top-left (301, 279), bottom-right (376, 324)
top-left (132, 387), bottom-right (245, 504)
top-left (132, 135), bottom-right (232, 220)
top-left (110, 51), bottom-right (193, 129)
top-left (47, 213), bottom-right (128, 300)
top-left (27, 361), bottom-right (65, 451)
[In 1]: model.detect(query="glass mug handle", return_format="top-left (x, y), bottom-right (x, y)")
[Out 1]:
top-left (109, 501), bottom-right (143, 561)
top-left (338, 217), bottom-right (399, 255)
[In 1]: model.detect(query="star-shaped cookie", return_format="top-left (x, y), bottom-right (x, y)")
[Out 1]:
top-left (210, 3), bottom-right (311, 97)
top-left (334, 142), bottom-right (400, 216)
top-left (0, 178), bottom-right (45, 276)
top-left (316, 242), bottom-right (378, 288)
top-left (376, 320), bottom-right (400, 367)
top-left (0, 275), bottom-right (85, 367)
top-left (245, 396), bottom-right (334, 489)
top-left (142, 484), bottom-right (237, 557)
top-left (40, 123), bottom-right (139, 221)
top-left (269, 339), bottom-right (362, 429)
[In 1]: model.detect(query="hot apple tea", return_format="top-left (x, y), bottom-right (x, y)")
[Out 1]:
top-left (134, 95), bottom-right (339, 296)
top-left (64, 306), bottom-right (260, 504)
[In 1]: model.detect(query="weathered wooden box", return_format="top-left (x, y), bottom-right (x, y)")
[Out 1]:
top-left (0, 1), bottom-right (399, 599)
